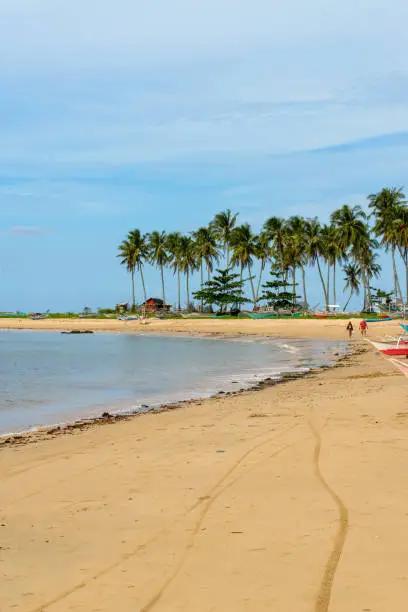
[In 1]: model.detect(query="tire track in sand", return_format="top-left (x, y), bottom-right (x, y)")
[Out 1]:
top-left (308, 416), bottom-right (349, 612)
top-left (28, 421), bottom-right (301, 612)
top-left (140, 426), bottom-right (306, 612)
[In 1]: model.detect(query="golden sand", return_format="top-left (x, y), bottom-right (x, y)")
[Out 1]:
top-left (1, 318), bottom-right (407, 611)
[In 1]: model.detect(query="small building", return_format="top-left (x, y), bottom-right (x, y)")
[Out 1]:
top-left (142, 298), bottom-right (171, 313)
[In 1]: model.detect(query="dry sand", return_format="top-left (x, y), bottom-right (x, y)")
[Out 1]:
top-left (1, 318), bottom-right (408, 611)
top-left (0, 314), bottom-right (404, 340)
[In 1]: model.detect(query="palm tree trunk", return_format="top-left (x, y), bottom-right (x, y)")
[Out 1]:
top-left (361, 267), bottom-right (368, 310)
top-left (186, 272), bottom-right (190, 311)
top-left (392, 246), bottom-right (402, 303)
top-left (131, 268), bottom-right (136, 311)
top-left (326, 264), bottom-right (330, 311)
top-left (316, 258), bottom-right (328, 310)
top-left (200, 260), bottom-right (204, 312)
top-left (333, 260), bottom-right (337, 306)
top-left (292, 267), bottom-right (296, 308)
top-left (255, 261), bottom-right (265, 306)
top-left (248, 264), bottom-right (256, 305)
top-left (139, 265), bottom-right (147, 304)
top-left (160, 265), bottom-right (166, 305)
top-left (301, 266), bottom-right (308, 310)
top-left (405, 258), bottom-right (408, 307)
top-left (177, 268), bottom-right (181, 311)
top-left (344, 290), bottom-right (353, 311)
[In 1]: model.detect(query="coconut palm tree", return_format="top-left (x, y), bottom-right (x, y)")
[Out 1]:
top-left (179, 235), bottom-right (198, 310)
top-left (286, 216), bottom-right (308, 309)
top-left (331, 205), bottom-right (367, 251)
top-left (192, 226), bottom-right (219, 311)
top-left (229, 223), bottom-right (257, 303)
top-left (211, 209), bottom-right (239, 266)
top-left (117, 229), bottom-right (148, 310)
top-left (148, 231), bottom-right (169, 305)
top-left (263, 216), bottom-right (287, 276)
top-left (351, 230), bottom-right (380, 311)
top-left (304, 218), bottom-right (329, 309)
top-left (392, 205), bottom-right (408, 303)
top-left (320, 223), bottom-right (344, 308)
top-left (192, 227), bottom-right (219, 283)
top-left (166, 232), bottom-right (183, 310)
top-left (254, 231), bottom-right (271, 306)
top-left (343, 263), bottom-right (361, 311)
top-left (368, 187), bottom-right (406, 303)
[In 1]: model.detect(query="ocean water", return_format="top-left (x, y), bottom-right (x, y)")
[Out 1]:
top-left (0, 331), bottom-right (347, 435)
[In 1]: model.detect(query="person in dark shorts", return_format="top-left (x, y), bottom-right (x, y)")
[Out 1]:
top-left (346, 321), bottom-right (353, 339)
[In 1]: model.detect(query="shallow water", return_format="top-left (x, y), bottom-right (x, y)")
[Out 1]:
top-left (0, 331), bottom-right (347, 435)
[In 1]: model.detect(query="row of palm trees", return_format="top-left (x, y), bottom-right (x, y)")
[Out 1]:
top-left (117, 187), bottom-right (408, 312)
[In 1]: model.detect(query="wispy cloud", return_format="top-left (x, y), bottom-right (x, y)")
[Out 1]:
top-left (9, 226), bottom-right (49, 236)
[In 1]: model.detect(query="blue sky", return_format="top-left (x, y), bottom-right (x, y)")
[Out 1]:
top-left (0, 0), bottom-right (407, 311)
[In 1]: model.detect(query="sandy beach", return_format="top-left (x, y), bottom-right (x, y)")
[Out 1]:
top-left (1, 319), bottom-right (408, 611)
top-left (0, 314), bottom-right (404, 340)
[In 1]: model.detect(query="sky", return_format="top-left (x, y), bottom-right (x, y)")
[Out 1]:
top-left (0, 0), bottom-right (407, 312)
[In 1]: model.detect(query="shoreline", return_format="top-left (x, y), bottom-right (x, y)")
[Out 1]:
top-left (3, 318), bottom-right (408, 611)
top-left (1, 314), bottom-right (403, 340)
top-left (0, 339), bottom-right (352, 448)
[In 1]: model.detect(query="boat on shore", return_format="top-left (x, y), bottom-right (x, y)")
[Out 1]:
top-left (400, 323), bottom-right (408, 333)
top-left (389, 358), bottom-right (408, 378)
top-left (365, 317), bottom-right (393, 322)
top-left (367, 337), bottom-right (408, 356)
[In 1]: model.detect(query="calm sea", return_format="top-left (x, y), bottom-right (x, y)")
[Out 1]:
top-left (0, 331), bottom-right (347, 435)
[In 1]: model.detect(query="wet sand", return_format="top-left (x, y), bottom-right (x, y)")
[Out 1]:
top-left (1, 319), bottom-right (408, 611)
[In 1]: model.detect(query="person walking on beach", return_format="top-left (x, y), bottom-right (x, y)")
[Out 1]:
top-left (359, 319), bottom-right (367, 337)
top-left (346, 321), bottom-right (354, 339)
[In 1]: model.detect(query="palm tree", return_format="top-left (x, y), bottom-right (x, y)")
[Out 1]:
top-left (321, 223), bottom-right (343, 308)
top-left (304, 218), bottom-right (329, 309)
top-left (286, 216), bottom-right (308, 309)
top-left (148, 231), bottom-right (168, 305)
top-left (263, 217), bottom-right (287, 276)
top-left (117, 229), bottom-right (148, 310)
top-left (392, 205), bottom-right (408, 303)
top-left (368, 187), bottom-right (406, 303)
top-left (229, 223), bottom-right (257, 303)
top-left (351, 231), bottom-right (380, 311)
top-left (179, 236), bottom-right (198, 310)
top-left (343, 263), bottom-right (361, 311)
top-left (166, 232), bottom-right (183, 310)
top-left (192, 226), bottom-right (219, 311)
top-left (254, 231), bottom-right (271, 306)
top-left (211, 209), bottom-right (238, 266)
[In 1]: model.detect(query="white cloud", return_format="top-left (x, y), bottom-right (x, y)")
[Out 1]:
top-left (9, 225), bottom-right (48, 235)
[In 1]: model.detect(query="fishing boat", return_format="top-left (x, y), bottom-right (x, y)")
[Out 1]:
top-left (364, 317), bottom-right (393, 322)
top-left (400, 323), bottom-right (408, 333)
top-left (389, 358), bottom-right (408, 378)
top-left (367, 337), bottom-right (408, 356)
top-left (31, 312), bottom-right (49, 320)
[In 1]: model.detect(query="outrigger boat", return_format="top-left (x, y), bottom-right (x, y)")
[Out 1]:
top-left (400, 323), bottom-right (408, 333)
top-left (388, 358), bottom-right (408, 378)
top-left (367, 336), bottom-right (408, 357)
